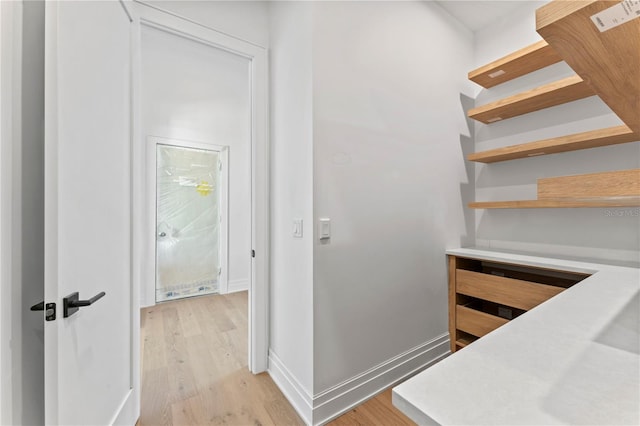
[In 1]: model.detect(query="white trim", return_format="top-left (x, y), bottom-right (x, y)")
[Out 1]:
top-left (43, 2), bottom-right (60, 421)
top-left (270, 336), bottom-right (449, 426)
top-left (133, 2), bottom-right (269, 373)
top-left (128, 3), bottom-right (142, 422)
top-left (227, 279), bottom-right (249, 294)
top-left (312, 334), bottom-right (450, 426)
top-left (268, 350), bottom-right (314, 425)
top-left (145, 136), bottom-right (230, 301)
top-left (249, 22), bottom-right (270, 375)
top-left (110, 389), bottom-right (135, 426)
top-left (133, 0), bottom-right (266, 49)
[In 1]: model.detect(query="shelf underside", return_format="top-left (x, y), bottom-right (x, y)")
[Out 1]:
top-left (468, 75), bottom-right (595, 124)
top-left (537, 1), bottom-right (640, 134)
top-left (469, 40), bottom-right (563, 88)
top-left (468, 125), bottom-right (639, 163)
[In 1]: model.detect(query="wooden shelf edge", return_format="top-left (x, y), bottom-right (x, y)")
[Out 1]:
top-left (535, 1), bottom-right (598, 30)
top-left (469, 40), bottom-right (563, 89)
top-left (469, 197), bottom-right (640, 209)
top-left (468, 75), bottom-right (595, 124)
top-left (468, 125), bottom-right (639, 163)
top-left (538, 169), bottom-right (640, 199)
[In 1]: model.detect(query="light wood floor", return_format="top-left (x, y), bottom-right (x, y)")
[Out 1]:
top-left (140, 292), bottom-right (415, 426)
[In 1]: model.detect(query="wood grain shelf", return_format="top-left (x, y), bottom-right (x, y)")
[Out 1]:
top-left (469, 197), bottom-right (640, 209)
top-left (468, 75), bottom-right (595, 124)
top-left (456, 269), bottom-right (564, 311)
top-left (537, 1), bottom-right (640, 134)
top-left (471, 169), bottom-right (640, 209)
top-left (455, 336), bottom-right (476, 348)
top-left (538, 169), bottom-right (640, 199)
top-left (468, 125), bottom-right (639, 163)
top-left (469, 40), bottom-right (563, 88)
top-left (456, 305), bottom-right (509, 338)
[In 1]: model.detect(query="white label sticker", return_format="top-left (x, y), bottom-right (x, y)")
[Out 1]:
top-left (591, 0), bottom-right (640, 32)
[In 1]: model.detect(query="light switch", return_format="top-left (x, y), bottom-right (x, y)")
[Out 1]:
top-left (293, 218), bottom-right (303, 238)
top-left (318, 218), bottom-right (331, 240)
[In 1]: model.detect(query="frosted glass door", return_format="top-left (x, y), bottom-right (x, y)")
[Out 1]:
top-left (156, 144), bottom-right (220, 302)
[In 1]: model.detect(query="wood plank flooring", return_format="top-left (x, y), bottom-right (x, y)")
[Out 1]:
top-left (327, 389), bottom-right (415, 426)
top-left (140, 292), bottom-right (415, 426)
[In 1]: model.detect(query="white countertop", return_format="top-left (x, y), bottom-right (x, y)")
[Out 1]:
top-left (393, 247), bottom-right (640, 425)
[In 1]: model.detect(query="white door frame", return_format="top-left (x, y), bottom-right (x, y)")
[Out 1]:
top-left (0, 1), bottom-right (20, 422)
top-left (147, 136), bottom-right (230, 299)
top-left (132, 2), bottom-right (270, 373)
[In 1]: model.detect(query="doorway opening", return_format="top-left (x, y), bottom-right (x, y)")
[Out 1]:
top-left (134, 1), bottom-right (269, 384)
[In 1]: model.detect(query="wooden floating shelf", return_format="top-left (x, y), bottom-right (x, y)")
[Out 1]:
top-left (537, 1), bottom-right (640, 134)
top-left (469, 197), bottom-right (640, 209)
top-left (468, 75), bottom-right (595, 124)
top-left (538, 169), bottom-right (640, 199)
top-left (469, 40), bottom-right (563, 88)
top-left (470, 169), bottom-right (640, 209)
top-left (468, 125), bottom-right (639, 163)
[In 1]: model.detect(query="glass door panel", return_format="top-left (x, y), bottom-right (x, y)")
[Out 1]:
top-left (156, 144), bottom-right (220, 302)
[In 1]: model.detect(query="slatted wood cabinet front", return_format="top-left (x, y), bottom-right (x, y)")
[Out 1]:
top-left (448, 255), bottom-right (590, 352)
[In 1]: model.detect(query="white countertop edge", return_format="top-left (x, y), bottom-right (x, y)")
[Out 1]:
top-left (445, 247), bottom-right (613, 275)
top-left (391, 392), bottom-right (439, 426)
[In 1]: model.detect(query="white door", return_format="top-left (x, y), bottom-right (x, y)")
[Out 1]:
top-left (44, 1), bottom-right (138, 424)
top-left (154, 141), bottom-right (229, 302)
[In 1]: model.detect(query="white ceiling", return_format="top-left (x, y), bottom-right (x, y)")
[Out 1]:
top-left (434, 1), bottom-right (540, 32)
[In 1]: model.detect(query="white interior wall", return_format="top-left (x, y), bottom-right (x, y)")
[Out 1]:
top-left (473, 1), bottom-right (547, 68)
top-left (139, 0), bottom-right (268, 48)
top-left (140, 23), bottom-right (252, 304)
top-left (473, 1), bottom-right (640, 262)
top-left (268, 0), bottom-right (315, 399)
top-left (312, 0), bottom-right (475, 394)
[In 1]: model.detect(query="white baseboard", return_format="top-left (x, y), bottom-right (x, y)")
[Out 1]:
top-left (311, 334), bottom-right (450, 426)
top-left (268, 350), bottom-right (313, 425)
top-left (139, 297), bottom-right (155, 309)
top-left (227, 278), bottom-right (249, 293)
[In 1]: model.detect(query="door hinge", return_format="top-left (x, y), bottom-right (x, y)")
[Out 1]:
top-left (218, 267), bottom-right (222, 276)
top-left (218, 161), bottom-right (222, 171)
top-left (251, 249), bottom-right (255, 258)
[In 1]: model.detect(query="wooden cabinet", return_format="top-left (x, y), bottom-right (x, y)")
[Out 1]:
top-left (448, 255), bottom-right (590, 352)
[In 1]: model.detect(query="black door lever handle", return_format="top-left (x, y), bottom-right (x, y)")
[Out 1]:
top-left (63, 291), bottom-right (106, 318)
top-left (30, 301), bottom-right (45, 311)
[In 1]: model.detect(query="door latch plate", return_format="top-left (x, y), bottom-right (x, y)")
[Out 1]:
top-left (45, 303), bottom-right (56, 321)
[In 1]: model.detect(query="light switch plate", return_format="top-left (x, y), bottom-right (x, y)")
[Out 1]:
top-left (319, 218), bottom-right (331, 240)
top-left (293, 218), bottom-right (303, 238)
